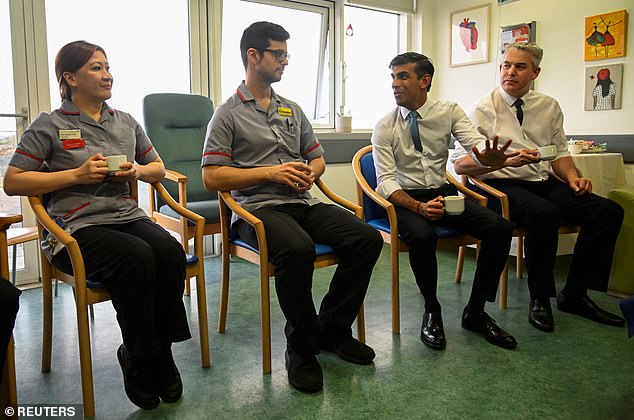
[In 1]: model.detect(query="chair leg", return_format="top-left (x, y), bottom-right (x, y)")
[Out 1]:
top-left (455, 245), bottom-right (465, 283)
top-left (41, 274), bottom-right (53, 373)
top-left (218, 250), bottom-right (230, 334)
top-left (75, 297), bottom-right (96, 417)
top-left (184, 278), bottom-right (191, 297)
top-left (260, 269), bottom-right (272, 375)
top-left (356, 304), bottom-right (366, 343)
top-left (194, 270), bottom-right (210, 368)
top-left (391, 246), bottom-right (400, 334)
top-left (499, 263), bottom-right (509, 310)
top-left (516, 237), bottom-right (524, 279)
top-left (11, 244), bottom-right (17, 286)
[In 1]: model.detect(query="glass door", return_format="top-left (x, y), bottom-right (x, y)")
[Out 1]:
top-left (1, 0), bottom-right (40, 285)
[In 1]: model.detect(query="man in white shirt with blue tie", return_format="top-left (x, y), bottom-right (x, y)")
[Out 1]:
top-left (453, 42), bottom-right (624, 332)
top-left (372, 52), bottom-right (518, 350)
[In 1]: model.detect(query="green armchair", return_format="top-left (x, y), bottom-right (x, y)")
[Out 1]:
top-left (143, 93), bottom-right (219, 293)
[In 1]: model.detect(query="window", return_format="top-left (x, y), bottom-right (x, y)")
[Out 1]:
top-left (44, 0), bottom-right (191, 127)
top-left (343, 5), bottom-right (400, 129)
top-left (221, 0), bottom-right (333, 127)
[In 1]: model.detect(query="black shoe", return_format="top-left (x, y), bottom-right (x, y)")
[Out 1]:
top-left (320, 336), bottom-right (375, 365)
top-left (116, 344), bottom-right (160, 410)
top-left (285, 349), bottom-right (323, 393)
top-left (529, 298), bottom-right (554, 332)
top-left (461, 307), bottom-right (517, 350)
top-left (420, 311), bottom-right (446, 349)
top-left (557, 293), bottom-right (625, 327)
top-left (158, 347), bottom-right (183, 403)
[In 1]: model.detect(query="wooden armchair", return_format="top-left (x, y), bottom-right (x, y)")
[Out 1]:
top-left (217, 179), bottom-right (365, 374)
top-left (352, 145), bottom-right (486, 333)
top-left (463, 175), bottom-right (580, 309)
top-left (28, 181), bottom-right (209, 417)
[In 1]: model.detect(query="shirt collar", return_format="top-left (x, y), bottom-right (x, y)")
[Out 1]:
top-left (236, 81), bottom-right (282, 106)
top-left (59, 100), bottom-right (114, 121)
top-left (398, 98), bottom-right (435, 120)
top-left (499, 87), bottom-right (532, 107)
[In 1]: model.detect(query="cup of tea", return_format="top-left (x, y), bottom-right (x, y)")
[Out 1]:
top-left (105, 155), bottom-right (127, 174)
top-left (444, 195), bottom-right (465, 215)
top-left (537, 145), bottom-right (557, 161)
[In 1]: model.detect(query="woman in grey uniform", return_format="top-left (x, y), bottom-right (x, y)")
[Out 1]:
top-left (3, 40), bottom-right (190, 410)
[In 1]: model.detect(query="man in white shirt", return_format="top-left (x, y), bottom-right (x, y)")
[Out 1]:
top-left (453, 42), bottom-right (624, 332)
top-left (372, 52), bottom-right (518, 350)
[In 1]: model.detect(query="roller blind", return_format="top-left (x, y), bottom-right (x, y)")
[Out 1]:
top-left (346, 0), bottom-right (414, 14)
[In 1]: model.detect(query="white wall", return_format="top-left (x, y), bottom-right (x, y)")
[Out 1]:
top-left (424, 0), bottom-right (633, 135)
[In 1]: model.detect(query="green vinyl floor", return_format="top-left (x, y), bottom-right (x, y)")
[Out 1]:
top-left (11, 246), bottom-right (634, 419)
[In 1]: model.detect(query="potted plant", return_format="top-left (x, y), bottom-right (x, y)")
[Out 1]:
top-left (335, 108), bottom-right (352, 133)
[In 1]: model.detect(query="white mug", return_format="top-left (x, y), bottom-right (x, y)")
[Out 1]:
top-left (568, 144), bottom-right (583, 154)
top-left (105, 155), bottom-right (127, 174)
top-left (444, 195), bottom-right (465, 215)
top-left (537, 145), bottom-right (557, 161)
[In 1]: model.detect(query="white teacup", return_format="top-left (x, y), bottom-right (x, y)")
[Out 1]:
top-left (105, 155), bottom-right (127, 174)
top-left (444, 195), bottom-right (465, 215)
top-left (538, 145), bottom-right (557, 161)
top-left (568, 144), bottom-right (583, 154)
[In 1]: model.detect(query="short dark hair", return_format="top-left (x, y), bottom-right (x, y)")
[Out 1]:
top-left (240, 21), bottom-right (290, 69)
top-left (389, 52), bottom-right (435, 92)
top-left (55, 40), bottom-right (107, 101)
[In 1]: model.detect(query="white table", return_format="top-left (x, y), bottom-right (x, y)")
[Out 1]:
top-left (571, 152), bottom-right (627, 198)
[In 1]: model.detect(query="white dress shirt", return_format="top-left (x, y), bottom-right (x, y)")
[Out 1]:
top-left (452, 86), bottom-right (570, 181)
top-left (371, 98), bottom-right (486, 199)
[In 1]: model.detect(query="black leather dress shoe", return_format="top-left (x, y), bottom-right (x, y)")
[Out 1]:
top-left (320, 336), bottom-right (376, 365)
top-left (461, 307), bottom-right (517, 350)
top-left (420, 311), bottom-right (446, 349)
top-left (285, 349), bottom-right (323, 393)
top-left (158, 347), bottom-right (183, 403)
top-left (529, 298), bottom-right (554, 332)
top-left (557, 293), bottom-right (625, 327)
top-left (117, 344), bottom-right (160, 410)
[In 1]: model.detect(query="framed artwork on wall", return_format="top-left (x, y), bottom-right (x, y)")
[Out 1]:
top-left (500, 21), bottom-right (536, 56)
top-left (450, 4), bottom-right (490, 67)
top-left (584, 63), bottom-right (623, 111)
top-left (585, 10), bottom-right (627, 61)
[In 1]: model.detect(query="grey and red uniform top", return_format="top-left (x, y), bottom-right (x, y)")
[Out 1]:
top-left (9, 100), bottom-right (159, 260)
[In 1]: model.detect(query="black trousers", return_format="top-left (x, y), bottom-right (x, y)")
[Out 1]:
top-left (235, 202), bottom-right (383, 356)
top-left (0, 278), bottom-right (20, 373)
top-left (396, 184), bottom-right (513, 306)
top-left (53, 218), bottom-right (191, 362)
top-left (481, 176), bottom-right (624, 299)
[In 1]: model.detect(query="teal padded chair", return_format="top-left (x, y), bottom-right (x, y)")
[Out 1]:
top-left (143, 93), bottom-right (218, 294)
top-left (608, 187), bottom-right (634, 297)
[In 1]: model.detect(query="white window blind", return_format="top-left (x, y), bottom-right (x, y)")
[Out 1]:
top-left (345, 0), bottom-right (414, 14)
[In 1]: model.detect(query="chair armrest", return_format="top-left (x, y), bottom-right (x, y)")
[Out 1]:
top-left (446, 171), bottom-right (487, 207)
top-left (463, 175), bottom-right (511, 219)
top-left (315, 178), bottom-right (362, 218)
top-left (150, 169), bottom-right (189, 211)
top-left (218, 191), bottom-right (268, 263)
top-left (151, 183), bottom-right (204, 226)
top-left (0, 214), bottom-right (22, 232)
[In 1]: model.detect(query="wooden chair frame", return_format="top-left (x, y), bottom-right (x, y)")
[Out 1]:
top-left (352, 145), bottom-right (486, 333)
top-left (218, 178), bottom-right (365, 374)
top-left (0, 214), bottom-right (21, 414)
top-left (464, 175), bottom-right (580, 309)
top-left (29, 181), bottom-right (209, 418)
top-left (148, 171), bottom-right (220, 295)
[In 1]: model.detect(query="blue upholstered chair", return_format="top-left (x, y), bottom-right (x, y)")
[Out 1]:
top-left (352, 145), bottom-right (484, 333)
top-left (28, 181), bottom-right (209, 418)
top-left (217, 179), bottom-right (365, 374)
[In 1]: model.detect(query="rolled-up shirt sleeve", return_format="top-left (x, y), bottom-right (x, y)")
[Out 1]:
top-left (371, 121), bottom-right (402, 200)
top-left (201, 103), bottom-right (234, 167)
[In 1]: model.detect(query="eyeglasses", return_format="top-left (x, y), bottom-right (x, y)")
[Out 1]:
top-left (261, 49), bottom-right (290, 63)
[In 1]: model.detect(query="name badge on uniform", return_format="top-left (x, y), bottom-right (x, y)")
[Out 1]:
top-left (62, 138), bottom-right (85, 149)
top-left (59, 129), bottom-right (81, 140)
top-left (277, 107), bottom-right (292, 117)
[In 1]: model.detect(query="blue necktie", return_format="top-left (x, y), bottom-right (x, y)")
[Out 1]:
top-left (409, 111), bottom-right (422, 152)
top-left (513, 99), bottom-right (524, 125)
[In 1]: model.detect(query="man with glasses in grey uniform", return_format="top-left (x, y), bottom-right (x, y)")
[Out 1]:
top-left (202, 21), bottom-right (382, 393)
